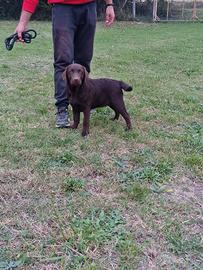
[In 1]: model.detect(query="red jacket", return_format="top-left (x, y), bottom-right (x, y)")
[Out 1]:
top-left (23, 0), bottom-right (94, 13)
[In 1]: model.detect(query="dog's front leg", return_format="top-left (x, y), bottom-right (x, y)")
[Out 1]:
top-left (82, 108), bottom-right (91, 137)
top-left (70, 107), bottom-right (80, 129)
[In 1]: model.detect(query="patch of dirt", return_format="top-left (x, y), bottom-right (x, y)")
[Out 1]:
top-left (0, 168), bottom-right (53, 242)
top-left (166, 175), bottom-right (203, 206)
top-left (138, 250), bottom-right (188, 270)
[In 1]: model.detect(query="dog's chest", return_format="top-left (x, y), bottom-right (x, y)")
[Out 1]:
top-left (70, 93), bottom-right (88, 109)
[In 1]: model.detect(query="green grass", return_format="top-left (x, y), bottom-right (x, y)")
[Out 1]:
top-left (0, 21), bottom-right (203, 269)
top-left (164, 221), bottom-right (203, 256)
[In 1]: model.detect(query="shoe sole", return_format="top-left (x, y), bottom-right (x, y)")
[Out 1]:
top-left (55, 123), bottom-right (71, 128)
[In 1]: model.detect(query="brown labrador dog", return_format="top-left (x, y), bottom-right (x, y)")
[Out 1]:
top-left (62, 63), bottom-right (132, 136)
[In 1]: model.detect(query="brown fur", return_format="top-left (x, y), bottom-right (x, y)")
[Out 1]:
top-left (62, 63), bottom-right (132, 136)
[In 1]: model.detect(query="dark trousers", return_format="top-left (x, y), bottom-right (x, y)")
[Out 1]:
top-left (52, 2), bottom-right (97, 108)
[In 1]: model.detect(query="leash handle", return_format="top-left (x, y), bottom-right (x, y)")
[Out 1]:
top-left (5, 29), bottom-right (37, 51)
top-left (22, 29), bottom-right (37, 40)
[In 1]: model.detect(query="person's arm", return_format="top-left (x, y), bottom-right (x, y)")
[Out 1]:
top-left (15, 0), bottom-right (39, 41)
top-left (15, 11), bottom-right (32, 41)
top-left (105, 0), bottom-right (115, 26)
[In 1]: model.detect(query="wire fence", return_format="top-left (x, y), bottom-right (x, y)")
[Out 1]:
top-left (118, 0), bottom-right (203, 22)
top-left (159, 0), bottom-right (203, 21)
top-left (0, 0), bottom-right (203, 22)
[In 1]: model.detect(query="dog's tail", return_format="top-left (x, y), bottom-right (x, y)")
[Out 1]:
top-left (120, 81), bottom-right (133, 92)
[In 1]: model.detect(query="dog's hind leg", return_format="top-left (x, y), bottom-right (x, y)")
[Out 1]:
top-left (111, 100), bottom-right (132, 130)
top-left (120, 110), bottom-right (132, 130)
top-left (110, 107), bottom-right (120, 121)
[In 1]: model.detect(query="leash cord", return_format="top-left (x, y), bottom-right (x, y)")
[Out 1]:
top-left (5, 29), bottom-right (37, 51)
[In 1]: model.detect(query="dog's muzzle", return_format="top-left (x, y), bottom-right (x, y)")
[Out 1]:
top-left (71, 78), bottom-right (82, 87)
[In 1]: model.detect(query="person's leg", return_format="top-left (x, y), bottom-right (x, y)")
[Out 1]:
top-left (74, 2), bottom-right (97, 73)
top-left (52, 4), bottom-right (76, 127)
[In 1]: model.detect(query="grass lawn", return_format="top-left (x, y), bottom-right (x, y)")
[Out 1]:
top-left (0, 21), bottom-right (203, 269)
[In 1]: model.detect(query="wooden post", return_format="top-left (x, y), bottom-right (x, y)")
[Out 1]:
top-left (132, 0), bottom-right (136, 19)
top-left (153, 0), bottom-right (158, 21)
top-left (191, 0), bottom-right (199, 20)
top-left (181, 0), bottom-right (185, 18)
top-left (166, 0), bottom-right (170, 21)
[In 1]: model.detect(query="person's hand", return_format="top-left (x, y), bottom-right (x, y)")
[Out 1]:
top-left (15, 22), bottom-right (27, 42)
top-left (14, 11), bottom-right (31, 42)
top-left (105, 6), bottom-right (115, 27)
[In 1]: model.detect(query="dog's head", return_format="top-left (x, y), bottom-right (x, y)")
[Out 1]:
top-left (62, 63), bottom-right (88, 88)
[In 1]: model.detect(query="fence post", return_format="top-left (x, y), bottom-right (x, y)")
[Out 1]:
top-left (153, 0), bottom-right (160, 21)
top-left (132, 0), bottom-right (136, 19)
top-left (181, 0), bottom-right (185, 18)
top-left (166, 0), bottom-right (170, 21)
top-left (191, 0), bottom-right (199, 20)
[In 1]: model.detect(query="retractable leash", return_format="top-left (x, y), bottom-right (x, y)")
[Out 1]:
top-left (5, 29), bottom-right (37, 51)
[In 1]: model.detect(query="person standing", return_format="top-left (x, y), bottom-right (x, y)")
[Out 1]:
top-left (15, 0), bottom-right (115, 127)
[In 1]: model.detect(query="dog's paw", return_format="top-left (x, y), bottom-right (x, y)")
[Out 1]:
top-left (125, 126), bottom-right (132, 131)
top-left (68, 124), bottom-right (78, 129)
top-left (82, 130), bottom-right (89, 137)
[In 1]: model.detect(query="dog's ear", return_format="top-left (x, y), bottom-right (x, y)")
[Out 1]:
top-left (82, 66), bottom-right (89, 85)
top-left (62, 68), bottom-right (68, 81)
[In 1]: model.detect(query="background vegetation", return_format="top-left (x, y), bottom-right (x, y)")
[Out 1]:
top-left (0, 0), bottom-right (165, 20)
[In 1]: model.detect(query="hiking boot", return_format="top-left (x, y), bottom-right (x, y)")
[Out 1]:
top-left (55, 107), bottom-right (70, 128)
